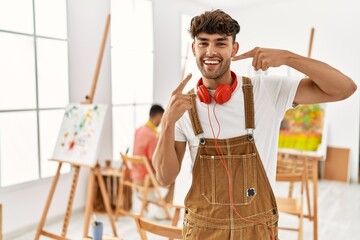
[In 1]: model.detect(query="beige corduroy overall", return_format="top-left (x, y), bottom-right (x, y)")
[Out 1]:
top-left (183, 77), bottom-right (279, 240)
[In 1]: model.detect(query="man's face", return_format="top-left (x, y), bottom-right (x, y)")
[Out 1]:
top-left (192, 33), bottom-right (239, 80)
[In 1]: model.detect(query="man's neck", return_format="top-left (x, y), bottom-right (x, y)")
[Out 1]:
top-left (202, 70), bottom-right (233, 89)
top-left (146, 120), bottom-right (159, 135)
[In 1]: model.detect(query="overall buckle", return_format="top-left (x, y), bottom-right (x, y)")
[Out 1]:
top-left (247, 129), bottom-right (254, 141)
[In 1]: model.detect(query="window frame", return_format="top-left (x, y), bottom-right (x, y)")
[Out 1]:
top-left (0, 0), bottom-right (70, 188)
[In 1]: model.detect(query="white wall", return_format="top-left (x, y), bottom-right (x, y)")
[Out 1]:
top-left (230, 0), bottom-right (360, 182)
top-left (0, 0), bottom-right (112, 237)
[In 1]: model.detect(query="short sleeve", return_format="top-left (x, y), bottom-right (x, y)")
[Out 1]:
top-left (175, 119), bottom-right (187, 142)
top-left (259, 75), bottom-right (301, 114)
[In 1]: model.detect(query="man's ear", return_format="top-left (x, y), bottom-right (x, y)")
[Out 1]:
top-left (232, 42), bottom-right (239, 57)
top-left (192, 42), bottom-right (196, 56)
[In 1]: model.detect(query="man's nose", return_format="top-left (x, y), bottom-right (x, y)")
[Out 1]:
top-left (206, 44), bottom-right (217, 56)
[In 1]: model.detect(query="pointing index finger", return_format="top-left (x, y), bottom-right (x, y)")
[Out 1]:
top-left (231, 48), bottom-right (256, 61)
top-left (173, 73), bottom-right (192, 94)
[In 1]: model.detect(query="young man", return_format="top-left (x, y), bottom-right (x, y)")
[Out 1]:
top-left (132, 104), bottom-right (164, 184)
top-left (153, 9), bottom-right (356, 239)
top-left (132, 104), bottom-right (174, 219)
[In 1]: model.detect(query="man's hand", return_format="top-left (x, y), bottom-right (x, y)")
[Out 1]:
top-left (153, 74), bottom-right (192, 186)
top-left (163, 73), bottom-right (193, 124)
top-left (232, 47), bottom-right (289, 71)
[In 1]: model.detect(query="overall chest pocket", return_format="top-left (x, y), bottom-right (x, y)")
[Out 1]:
top-left (200, 153), bottom-right (257, 205)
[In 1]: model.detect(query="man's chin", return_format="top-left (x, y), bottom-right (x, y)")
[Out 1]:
top-left (201, 71), bottom-right (222, 80)
top-left (200, 65), bottom-right (229, 80)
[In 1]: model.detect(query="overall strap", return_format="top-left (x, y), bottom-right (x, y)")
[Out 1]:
top-left (187, 89), bottom-right (204, 135)
top-left (242, 77), bottom-right (255, 140)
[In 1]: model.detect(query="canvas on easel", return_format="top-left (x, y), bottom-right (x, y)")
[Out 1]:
top-left (52, 103), bottom-right (107, 167)
top-left (279, 103), bottom-right (327, 154)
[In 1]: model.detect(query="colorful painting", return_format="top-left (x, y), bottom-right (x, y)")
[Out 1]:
top-left (52, 104), bottom-right (107, 167)
top-left (279, 104), bottom-right (325, 152)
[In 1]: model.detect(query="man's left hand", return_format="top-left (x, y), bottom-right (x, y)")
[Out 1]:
top-left (232, 47), bottom-right (289, 71)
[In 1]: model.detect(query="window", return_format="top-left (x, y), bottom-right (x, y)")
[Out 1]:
top-left (0, 0), bottom-right (69, 187)
top-left (111, 0), bottom-right (154, 160)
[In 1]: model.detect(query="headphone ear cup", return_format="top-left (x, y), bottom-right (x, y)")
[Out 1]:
top-left (197, 85), bottom-right (211, 104)
top-left (214, 84), bottom-right (232, 104)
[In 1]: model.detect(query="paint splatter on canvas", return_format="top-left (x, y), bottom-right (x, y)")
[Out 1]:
top-left (279, 104), bottom-right (325, 151)
top-left (52, 104), bottom-right (107, 167)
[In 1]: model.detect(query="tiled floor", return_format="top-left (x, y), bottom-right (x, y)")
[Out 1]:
top-left (9, 180), bottom-right (360, 240)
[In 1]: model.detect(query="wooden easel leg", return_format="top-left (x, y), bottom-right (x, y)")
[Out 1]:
top-left (35, 162), bottom-right (63, 240)
top-left (115, 170), bottom-right (126, 219)
top-left (305, 177), bottom-right (312, 218)
top-left (140, 177), bottom-right (150, 217)
top-left (95, 167), bottom-right (118, 236)
top-left (313, 159), bottom-right (318, 240)
top-left (83, 168), bottom-right (96, 237)
top-left (171, 208), bottom-right (181, 227)
top-left (61, 165), bottom-right (80, 237)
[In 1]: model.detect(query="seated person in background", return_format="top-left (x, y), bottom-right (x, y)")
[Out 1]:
top-left (132, 104), bottom-right (175, 207)
top-left (132, 104), bottom-right (164, 184)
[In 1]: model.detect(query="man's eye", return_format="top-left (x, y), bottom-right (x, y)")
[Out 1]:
top-left (199, 42), bottom-right (208, 46)
top-left (217, 43), bottom-right (226, 46)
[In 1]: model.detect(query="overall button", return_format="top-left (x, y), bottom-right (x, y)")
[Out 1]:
top-left (272, 209), bottom-right (277, 215)
top-left (185, 208), bottom-right (189, 214)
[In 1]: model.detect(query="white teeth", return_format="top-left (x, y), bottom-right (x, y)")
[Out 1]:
top-left (204, 60), bottom-right (220, 65)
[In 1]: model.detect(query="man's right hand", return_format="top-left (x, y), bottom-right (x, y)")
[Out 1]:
top-left (153, 74), bottom-right (192, 185)
top-left (163, 73), bottom-right (193, 124)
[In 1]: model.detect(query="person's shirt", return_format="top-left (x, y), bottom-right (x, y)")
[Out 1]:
top-left (175, 74), bottom-right (301, 188)
top-left (132, 121), bottom-right (159, 182)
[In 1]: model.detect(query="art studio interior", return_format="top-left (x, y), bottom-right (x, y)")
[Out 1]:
top-left (0, 0), bottom-right (360, 239)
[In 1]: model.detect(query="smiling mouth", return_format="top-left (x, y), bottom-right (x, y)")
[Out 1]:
top-left (203, 59), bottom-right (221, 65)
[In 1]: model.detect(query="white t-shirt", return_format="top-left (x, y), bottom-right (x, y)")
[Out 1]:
top-left (175, 74), bottom-right (301, 188)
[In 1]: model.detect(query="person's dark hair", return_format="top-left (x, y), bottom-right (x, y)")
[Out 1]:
top-left (149, 104), bottom-right (164, 118)
top-left (189, 9), bottom-right (240, 42)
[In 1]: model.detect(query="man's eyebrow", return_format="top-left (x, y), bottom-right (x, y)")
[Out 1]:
top-left (196, 37), bottom-right (229, 41)
top-left (216, 37), bottom-right (229, 41)
top-left (197, 37), bottom-right (209, 41)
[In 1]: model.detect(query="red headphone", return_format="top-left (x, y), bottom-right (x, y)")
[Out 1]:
top-left (196, 71), bottom-right (238, 104)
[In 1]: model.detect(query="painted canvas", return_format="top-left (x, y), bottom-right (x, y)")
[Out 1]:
top-left (52, 104), bottom-right (107, 167)
top-left (279, 104), bottom-right (325, 152)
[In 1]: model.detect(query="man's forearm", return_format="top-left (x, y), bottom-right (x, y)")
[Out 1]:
top-left (152, 120), bottom-right (180, 186)
top-left (232, 47), bottom-right (356, 102)
top-left (152, 73), bottom-right (193, 185)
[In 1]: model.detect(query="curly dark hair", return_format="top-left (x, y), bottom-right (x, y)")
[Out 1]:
top-left (189, 9), bottom-right (240, 42)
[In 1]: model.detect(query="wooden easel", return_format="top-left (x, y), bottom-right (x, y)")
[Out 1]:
top-left (279, 27), bottom-right (319, 240)
top-left (305, 27), bottom-right (319, 240)
top-left (307, 27), bottom-right (315, 59)
top-left (34, 14), bottom-right (118, 240)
